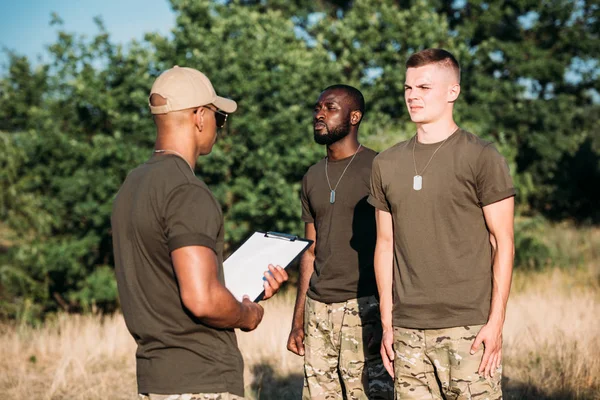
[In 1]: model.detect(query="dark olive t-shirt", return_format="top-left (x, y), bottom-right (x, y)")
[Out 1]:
top-left (111, 154), bottom-right (244, 396)
top-left (368, 129), bottom-right (515, 329)
top-left (302, 148), bottom-right (378, 303)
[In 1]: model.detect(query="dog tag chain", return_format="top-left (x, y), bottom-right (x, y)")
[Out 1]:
top-left (325, 144), bottom-right (362, 204)
top-left (411, 129), bottom-right (456, 191)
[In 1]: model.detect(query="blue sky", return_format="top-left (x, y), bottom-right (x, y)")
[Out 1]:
top-left (0, 0), bottom-right (175, 65)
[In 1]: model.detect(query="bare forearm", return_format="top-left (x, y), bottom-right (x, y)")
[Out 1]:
top-left (172, 246), bottom-right (263, 331)
top-left (375, 245), bottom-right (394, 330)
top-left (374, 210), bottom-right (394, 330)
top-left (487, 236), bottom-right (514, 325)
top-left (291, 252), bottom-right (314, 329)
top-left (193, 283), bottom-right (254, 330)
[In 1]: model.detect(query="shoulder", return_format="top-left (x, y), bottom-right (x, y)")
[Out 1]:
top-left (181, 179), bottom-right (215, 198)
top-left (454, 130), bottom-right (510, 175)
top-left (166, 181), bottom-right (217, 204)
top-left (455, 129), bottom-right (494, 151)
top-left (358, 146), bottom-right (378, 161)
top-left (304, 157), bottom-right (326, 178)
top-left (144, 156), bottom-right (197, 187)
top-left (373, 139), bottom-right (411, 165)
top-left (157, 161), bottom-right (219, 210)
top-left (163, 181), bottom-right (222, 224)
top-left (150, 157), bottom-right (214, 193)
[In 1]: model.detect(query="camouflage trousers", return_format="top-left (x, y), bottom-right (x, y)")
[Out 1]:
top-left (393, 325), bottom-right (502, 400)
top-left (139, 393), bottom-right (244, 400)
top-left (303, 296), bottom-right (394, 400)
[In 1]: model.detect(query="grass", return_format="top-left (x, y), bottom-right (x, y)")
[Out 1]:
top-left (1, 223), bottom-right (599, 399)
top-left (503, 270), bottom-right (600, 399)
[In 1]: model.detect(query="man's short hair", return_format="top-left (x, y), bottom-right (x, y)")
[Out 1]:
top-left (406, 49), bottom-right (461, 83)
top-left (322, 84), bottom-right (366, 116)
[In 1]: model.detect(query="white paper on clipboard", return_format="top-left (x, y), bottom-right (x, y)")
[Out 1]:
top-left (223, 231), bottom-right (312, 301)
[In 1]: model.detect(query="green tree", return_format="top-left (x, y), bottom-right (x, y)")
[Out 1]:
top-left (0, 0), bottom-right (598, 319)
top-left (0, 19), bottom-right (155, 319)
top-left (284, 0), bottom-right (599, 219)
top-left (0, 54), bottom-right (49, 132)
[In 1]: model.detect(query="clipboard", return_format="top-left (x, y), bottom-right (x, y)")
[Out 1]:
top-left (223, 231), bottom-right (313, 302)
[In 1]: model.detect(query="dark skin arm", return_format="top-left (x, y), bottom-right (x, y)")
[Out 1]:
top-left (172, 246), bottom-right (288, 331)
top-left (287, 222), bottom-right (316, 355)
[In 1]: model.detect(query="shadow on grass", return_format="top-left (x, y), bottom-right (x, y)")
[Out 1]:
top-left (503, 376), bottom-right (599, 400)
top-left (249, 363), bottom-right (303, 400)
top-left (247, 367), bottom-right (598, 400)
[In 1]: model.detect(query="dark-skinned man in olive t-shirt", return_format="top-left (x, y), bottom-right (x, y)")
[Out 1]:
top-left (287, 85), bottom-right (393, 400)
top-left (369, 49), bottom-right (515, 399)
top-left (111, 66), bottom-right (288, 400)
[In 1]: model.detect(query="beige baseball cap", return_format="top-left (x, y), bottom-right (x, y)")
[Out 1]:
top-left (149, 66), bottom-right (237, 114)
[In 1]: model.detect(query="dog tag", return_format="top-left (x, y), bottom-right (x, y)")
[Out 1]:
top-left (413, 175), bottom-right (422, 191)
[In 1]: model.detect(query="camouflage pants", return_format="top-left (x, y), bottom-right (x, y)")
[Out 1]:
top-left (139, 393), bottom-right (244, 400)
top-left (303, 296), bottom-right (394, 400)
top-left (393, 325), bottom-right (502, 400)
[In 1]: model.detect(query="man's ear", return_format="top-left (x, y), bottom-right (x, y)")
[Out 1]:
top-left (448, 83), bottom-right (461, 103)
top-left (194, 107), bottom-right (204, 131)
top-left (350, 110), bottom-right (362, 126)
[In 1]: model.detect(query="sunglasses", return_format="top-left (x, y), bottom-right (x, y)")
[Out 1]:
top-left (200, 106), bottom-right (228, 128)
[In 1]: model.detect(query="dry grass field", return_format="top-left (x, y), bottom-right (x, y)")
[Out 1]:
top-left (1, 224), bottom-right (599, 400)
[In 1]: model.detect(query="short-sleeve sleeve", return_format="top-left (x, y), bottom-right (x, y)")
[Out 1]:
top-left (476, 144), bottom-right (516, 207)
top-left (164, 184), bottom-right (222, 253)
top-left (368, 156), bottom-right (390, 212)
top-left (301, 174), bottom-right (314, 223)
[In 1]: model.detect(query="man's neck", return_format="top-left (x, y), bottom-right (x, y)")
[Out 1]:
top-left (416, 120), bottom-right (459, 144)
top-left (326, 136), bottom-right (361, 161)
top-left (154, 131), bottom-right (198, 169)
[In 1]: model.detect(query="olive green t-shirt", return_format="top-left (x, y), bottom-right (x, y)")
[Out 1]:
top-left (302, 148), bottom-right (378, 303)
top-left (111, 154), bottom-right (244, 396)
top-left (368, 129), bottom-right (515, 329)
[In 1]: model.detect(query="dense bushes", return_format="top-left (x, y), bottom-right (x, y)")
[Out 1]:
top-left (1, 0), bottom-right (598, 320)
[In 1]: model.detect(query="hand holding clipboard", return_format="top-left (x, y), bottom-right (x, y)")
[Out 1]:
top-left (224, 231), bottom-right (313, 301)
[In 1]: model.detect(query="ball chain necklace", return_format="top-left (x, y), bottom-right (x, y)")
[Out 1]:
top-left (153, 149), bottom-right (195, 175)
top-left (325, 144), bottom-right (362, 204)
top-left (411, 128), bottom-right (457, 191)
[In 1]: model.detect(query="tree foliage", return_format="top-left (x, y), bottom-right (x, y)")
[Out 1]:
top-left (0, 0), bottom-right (598, 320)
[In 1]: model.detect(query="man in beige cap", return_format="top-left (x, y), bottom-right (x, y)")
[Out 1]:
top-left (111, 66), bottom-right (288, 400)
